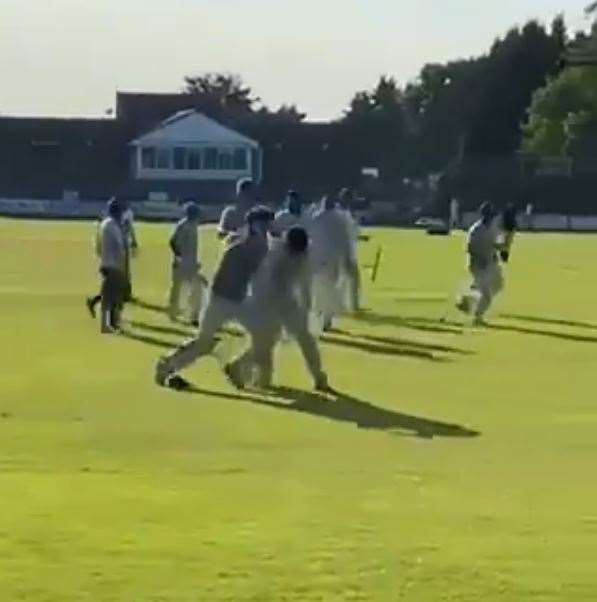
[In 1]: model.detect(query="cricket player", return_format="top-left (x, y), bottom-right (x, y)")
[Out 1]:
top-left (218, 178), bottom-right (257, 239)
top-left (168, 202), bottom-right (206, 323)
top-left (271, 190), bottom-right (310, 237)
top-left (310, 195), bottom-right (355, 330)
top-left (118, 199), bottom-right (138, 302)
top-left (155, 207), bottom-right (274, 389)
top-left (226, 226), bottom-right (329, 391)
top-left (96, 199), bottom-right (127, 333)
top-left (337, 187), bottom-right (362, 311)
top-left (457, 202), bottom-right (503, 325)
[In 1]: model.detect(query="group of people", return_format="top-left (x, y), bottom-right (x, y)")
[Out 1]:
top-left (90, 179), bottom-right (363, 391)
top-left (89, 179), bottom-right (519, 391)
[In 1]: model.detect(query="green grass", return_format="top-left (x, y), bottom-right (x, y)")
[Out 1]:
top-left (1, 218), bottom-right (597, 601)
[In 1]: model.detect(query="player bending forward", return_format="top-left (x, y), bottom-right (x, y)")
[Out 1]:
top-left (168, 202), bottom-right (207, 324)
top-left (457, 202), bottom-right (503, 325)
top-left (226, 226), bottom-right (329, 391)
top-left (155, 207), bottom-right (274, 390)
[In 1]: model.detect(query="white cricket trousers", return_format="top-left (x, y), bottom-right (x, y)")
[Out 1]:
top-left (169, 264), bottom-right (204, 320)
top-left (164, 292), bottom-right (253, 373)
top-left (471, 262), bottom-right (503, 318)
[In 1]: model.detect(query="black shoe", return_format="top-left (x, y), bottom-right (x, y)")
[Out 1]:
top-left (166, 375), bottom-right (192, 391)
top-left (224, 363), bottom-right (245, 390)
top-left (86, 297), bottom-right (96, 319)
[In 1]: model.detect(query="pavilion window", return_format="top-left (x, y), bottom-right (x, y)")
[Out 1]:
top-left (141, 147), bottom-right (156, 169)
top-left (204, 147), bottom-right (218, 169)
top-left (218, 150), bottom-right (233, 170)
top-left (156, 148), bottom-right (171, 169)
top-left (233, 148), bottom-right (247, 170)
top-left (173, 147), bottom-right (187, 170)
top-left (188, 148), bottom-right (202, 170)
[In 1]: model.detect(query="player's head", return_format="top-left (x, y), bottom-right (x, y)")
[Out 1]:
top-left (479, 201), bottom-right (495, 224)
top-left (286, 190), bottom-right (302, 215)
top-left (184, 202), bottom-right (200, 222)
top-left (236, 178), bottom-right (255, 205)
top-left (338, 188), bottom-right (354, 210)
top-left (107, 198), bottom-right (122, 219)
top-left (322, 195), bottom-right (337, 211)
top-left (246, 205), bottom-right (274, 236)
top-left (285, 226), bottom-right (309, 254)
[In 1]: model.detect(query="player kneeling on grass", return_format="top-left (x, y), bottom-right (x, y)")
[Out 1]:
top-left (225, 226), bottom-right (329, 391)
top-left (457, 202), bottom-right (503, 325)
top-left (168, 202), bottom-right (207, 325)
top-left (155, 207), bottom-right (274, 390)
top-left (97, 199), bottom-right (127, 334)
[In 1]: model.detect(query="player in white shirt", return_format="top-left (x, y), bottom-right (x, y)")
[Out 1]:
top-left (457, 202), bottom-right (503, 325)
top-left (309, 195), bottom-right (354, 330)
top-left (96, 200), bottom-right (127, 333)
top-left (168, 202), bottom-right (206, 324)
top-left (271, 190), bottom-right (311, 237)
top-left (338, 188), bottom-right (362, 311)
top-left (119, 200), bottom-right (138, 302)
top-left (226, 226), bottom-right (329, 391)
top-left (217, 178), bottom-right (256, 239)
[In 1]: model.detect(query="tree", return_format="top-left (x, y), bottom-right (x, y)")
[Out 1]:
top-left (182, 73), bottom-right (258, 114)
top-left (523, 67), bottom-right (597, 156)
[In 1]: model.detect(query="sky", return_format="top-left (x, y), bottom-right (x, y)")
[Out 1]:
top-left (0, 0), bottom-right (591, 121)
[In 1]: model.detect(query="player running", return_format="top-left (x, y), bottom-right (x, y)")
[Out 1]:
top-left (155, 207), bottom-right (274, 390)
top-left (225, 226), bottom-right (329, 391)
top-left (457, 202), bottom-right (503, 325)
top-left (309, 195), bottom-right (355, 330)
top-left (271, 190), bottom-right (311, 237)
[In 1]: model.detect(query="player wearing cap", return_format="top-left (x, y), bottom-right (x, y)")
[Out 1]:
top-left (155, 206), bottom-right (274, 389)
top-left (457, 202), bottom-right (503, 325)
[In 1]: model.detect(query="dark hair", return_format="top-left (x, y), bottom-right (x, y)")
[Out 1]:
top-left (246, 206), bottom-right (275, 225)
top-left (107, 198), bottom-right (121, 219)
top-left (237, 178), bottom-right (254, 196)
top-left (184, 202), bottom-right (200, 220)
top-left (286, 227), bottom-right (309, 253)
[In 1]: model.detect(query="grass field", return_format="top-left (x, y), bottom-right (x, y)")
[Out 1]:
top-left (1, 218), bottom-right (597, 601)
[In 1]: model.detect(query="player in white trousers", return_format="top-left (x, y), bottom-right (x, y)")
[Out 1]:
top-left (457, 202), bottom-right (503, 325)
top-left (309, 196), bottom-right (354, 330)
top-left (168, 202), bottom-right (206, 324)
top-left (226, 227), bottom-right (329, 391)
top-left (155, 207), bottom-right (274, 389)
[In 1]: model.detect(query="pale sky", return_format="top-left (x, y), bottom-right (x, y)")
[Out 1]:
top-left (0, 0), bottom-right (591, 121)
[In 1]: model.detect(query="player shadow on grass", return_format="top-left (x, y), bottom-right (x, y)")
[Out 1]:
top-left (352, 310), bottom-right (463, 335)
top-left (129, 320), bottom-right (193, 338)
top-left (133, 299), bottom-right (169, 314)
top-left (321, 334), bottom-right (450, 362)
top-left (500, 313), bottom-right (597, 331)
top-left (327, 329), bottom-right (472, 356)
top-left (185, 385), bottom-right (480, 439)
top-left (485, 322), bottom-right (597, 344)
